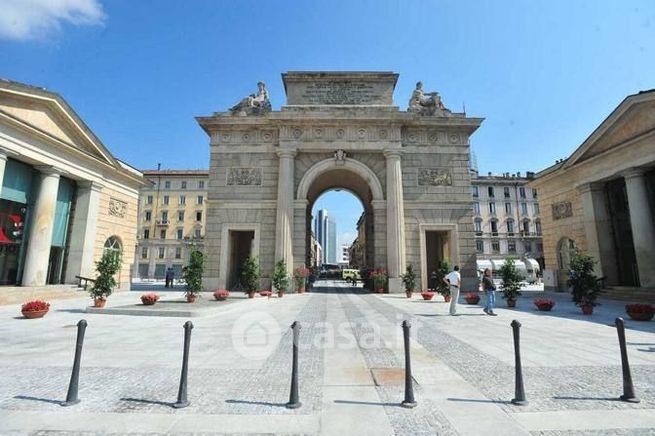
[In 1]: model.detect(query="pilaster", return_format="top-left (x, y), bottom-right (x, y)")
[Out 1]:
top-left (623, 168), bottom-right (655, 287)
top-left (384, 149), bottom-right (406, 292)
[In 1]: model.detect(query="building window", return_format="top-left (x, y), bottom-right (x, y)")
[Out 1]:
top-left (506, 219), bottom-right (514, 235)
top-left (521, 202), bottom-right (528, 215)
top-left (504, 187), bottom-right (510, 198)
top-left (519, 187), bottom-right (526, 198)
top-left (508, 242), bottom-right (516, 253)
top-left (197, 195), bottom-right (204, 205)
top-left (524, 241), bottom-right (532, 252)
top-left (163, 195), bottom-right (170, 205)
top-left (474, 219), bottom-right (482, 235)
top-left (472, 186), bottom-right (479, 197)
top-left (196, 211), bottom-right (202, 222)
top-left (181, 181), bottom-right (187, 189)
top-left (474, 202), bottom-right (481, 215)
top-left (535, 220), bottom-right (542, 236)
top-left (164, 181), bottom-right (171, 189)
top-left (198, 180), bottom-right (205, 189)
top-left (141, 247), bottom-right (148, 259)
top-left (534, 203), bottom-right (540, 214)
top-left (476, 240), bottom-right (484, 252)
top-left (532, 188), bottom-right (538, 199)
top-left (489, 202), bottom-right (496, 214)
top-left (491, 219), bottom-right (498, 236)
top-left (146, 195), bottom-right (153, 205)
top-left (492, 241), bottom-right (500, 253)
top-left (103, 236), bottom-right (122, 262)
top-left (143, 229), bottom-right (150, 239)
top-left (158, 247), bottom-right (165, 259)
top-left (505, 202), bottom-right (512, 214)
top-left (179, 195), bottom-right (186, 205)
top-left (145, 211), bottom-right (151, 221)
top-left (194, 228), bottom-right (201, 238)
top-left (178, 211), bottom-right (184, 221)
top-left (523, 219), bottom-right (530, 234)
top-left (488, 186), bottom-right (495, 197)
top-left (175, 247), bottom-right (182, 259)
top-left (161, 211), bottom-right (168, 222)
top-left (160, 229), bottom-right (166, 239)
top-left (176, 228), bottom-right (183, 239)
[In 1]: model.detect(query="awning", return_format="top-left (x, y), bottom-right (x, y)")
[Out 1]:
top-left (524, 258), bottom-right (540, 272)
top-left (476, 259), bottom-right (493, 272)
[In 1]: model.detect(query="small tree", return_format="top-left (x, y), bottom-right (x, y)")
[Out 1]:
top-left (89, 250), bottom-right (122, 300)
top-left (401, 264), bottom-right (417, 293)
top-left (272, 259), bottom-right (290, 293)
top-left (435, 260), bottom-right (451, 296)
top-left (241, 255), bottom-right (260, 294)
top-left (499, 257), bottom-right (522, 301)
top-left (568, 252), bottom-right (601, 306)
top-left (182, 250), bottom-right (204, 297)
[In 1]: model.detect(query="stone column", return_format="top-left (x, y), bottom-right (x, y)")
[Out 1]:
top-left (275, 149), bottom-right (297, 275)
top-left (384, 149), bottom-right (406, 293)
top-left (577, 183), bottom-right (617, 283)
top-left (64, 181), bottom-right (103, 283)
top-left (22, 167), bottom-right (61, 286)
top-left (623, 168), bottom-right (655, 287)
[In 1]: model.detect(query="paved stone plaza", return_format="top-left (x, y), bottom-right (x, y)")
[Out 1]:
top-left (1, 281), bottom-right (654, 435)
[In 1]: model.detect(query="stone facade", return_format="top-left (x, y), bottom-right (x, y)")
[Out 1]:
top-left (0, 79), bottom-right (145, 292)
top-left (197, 72), bottom-right (483, 292)
top-left (530, 90), bottom-right (655, 292)
top-left (134, 170), bottom-right (208, 280)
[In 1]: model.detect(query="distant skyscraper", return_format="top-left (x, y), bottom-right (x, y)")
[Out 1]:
top-left (314, 209), bottom-right (338, 265)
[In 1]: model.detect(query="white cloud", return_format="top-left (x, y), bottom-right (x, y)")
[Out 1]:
top-left (0, 0), bottom-right (105, 41)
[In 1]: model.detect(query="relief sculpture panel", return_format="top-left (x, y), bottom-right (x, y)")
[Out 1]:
top-left (418, 168), bottom-right (453, 186)
top-left (227, 168), bottom-right (262, 185)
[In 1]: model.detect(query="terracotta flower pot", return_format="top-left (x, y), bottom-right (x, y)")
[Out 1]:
top-left (278, 291), bottom-right (284, 298)
top-left (375, 287), bottom-right (385, 294)
top-left (22, 309), bottom-right (48, 319)
top-left (248, 291), bottom-right (255, 299)
top-left (506, 298), bottom-right (517, 308)
top-left (581, 304), bottom-right (593, 315)
top-left (405, 290), bottom-right (413, 298)
top-left (186, 294), bottom-right (197, 303)
top-left (626, 311), bottom-right (654, 321)
top-left (421, 293), bottom-right (434, 301)
top-left (142, 300), bottom-right (156, 306)
top-left (215, 295), bottom-right (227, 301)
top-left (465, 294), bottom-right (480, 305)
top-left (444, 295), bottom-right (452, 303)
top-left (94, 298), bottom-right (107, 308)
top-left (296, 287), bottom-right (305, 294)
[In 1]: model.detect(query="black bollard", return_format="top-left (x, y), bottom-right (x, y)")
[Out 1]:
top-left (286, 321), bottom-right (302, 409)
top-left (173, 321), bottom-right (193, 409)
top-left (615, 317), bottom-right (640, 403)
top-left (401, 320), bottom-right (417, 408)
top-left (510, 320), bottom-right (528, 405)
top-left (62, 319), bottom-right (87, 406)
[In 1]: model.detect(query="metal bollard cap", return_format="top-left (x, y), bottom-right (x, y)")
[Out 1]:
top-left (511, 319), bottom-right (521, 328)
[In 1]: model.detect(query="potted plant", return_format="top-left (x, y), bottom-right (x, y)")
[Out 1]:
top-left (272, 259), bottom-right (290, 298)
top-left (242, 255), bottom-right (260, 299)
top-left (568, 252), bottom-right (601, 315)
top-left (625, 304), bottom-right (654, 321)
top-left (371, 268), bottom-right (387, 293)
top-left (499, 257), bottom-right (522, 308)
top-left (464, 292), bottom-right (480, 305)
top-left (21, 300), bottom-right (50, 319)
top-left (213, 289), bottom-right (229, 301)
top-left (534, 298), bottom-right (555, 311)
top-left (89, 250), bottom-right (122, 307)
top-left (421, 291), bottom-right (435, 301)
top-left (293, 266), bottom-right (309, 293)
top-left (435, 260), bottom-right (451, 302)
top-left (401, 264), bottom-right (417, 298)
top-left (259, 289), bottom-right (273, 297)
top-left (183, 250), bottom-right (204, 303)
top-left (140, 293), bottom-right (159, 305)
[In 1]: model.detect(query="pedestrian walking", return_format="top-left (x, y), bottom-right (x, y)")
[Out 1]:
top-left (482, 268), bottom-right (497, 316)
top-left (165, 267), bottom-right (175, 288)
top-left (444, 265), bottom-right (461, 315)
top-left (429, 270), bottom-right (438, 292)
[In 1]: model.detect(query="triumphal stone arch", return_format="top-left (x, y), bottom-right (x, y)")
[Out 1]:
top-left (197, 72), bottom-right (483, 292)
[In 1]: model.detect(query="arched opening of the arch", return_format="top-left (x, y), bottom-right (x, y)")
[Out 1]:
top-left (304, 168), bottom-right (375, 274)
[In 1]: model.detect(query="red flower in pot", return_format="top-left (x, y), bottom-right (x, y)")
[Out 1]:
top-left (464, 292), bottom-right (480, 305)
top-left (140, 293), bottom-right (160, 306)
top-left (213, 289), bottom-right (230, 301)
top-left (421, 291), bottom-right (435, 301)
top-left (533, 298), bottom-right (555, 311)
top-left (21, 300), bottom-right (50, 319)
top-left (625, 304), bottom-right (654, 322)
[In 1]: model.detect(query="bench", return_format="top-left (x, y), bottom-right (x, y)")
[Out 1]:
top-left (75, 275), bottom-right (96, 291)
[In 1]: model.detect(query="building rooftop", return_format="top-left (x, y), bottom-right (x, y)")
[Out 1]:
top-left (142, 169), bottom-right (209, 176)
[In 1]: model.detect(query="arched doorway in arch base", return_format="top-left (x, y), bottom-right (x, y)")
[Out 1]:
top-left (294, 157), bottom-right (387, 277)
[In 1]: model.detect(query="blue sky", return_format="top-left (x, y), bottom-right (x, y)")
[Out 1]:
top-left (1, 0), bottom-right (654, 244)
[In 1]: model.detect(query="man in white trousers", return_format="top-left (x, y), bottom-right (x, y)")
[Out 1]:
top-left (444, 265), bottom-right (461, 316)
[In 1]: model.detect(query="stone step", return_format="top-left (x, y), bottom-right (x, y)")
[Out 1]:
top-left (601, 287), bottom-right (655, 304)
top-left (0, 285), bottom-right (86, 306)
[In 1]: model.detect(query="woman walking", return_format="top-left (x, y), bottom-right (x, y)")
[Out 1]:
top-left (482, 268), bottom-right (497, 316)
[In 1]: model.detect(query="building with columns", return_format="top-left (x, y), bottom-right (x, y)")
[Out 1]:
top-left (197, 72), bottom-right (482, 292)
top-left (530, 89), bottom-right (655, 295)
top-left (134, 169), bottom-right (208, 280)
top-left (0, 79), bottom-right (144, 292)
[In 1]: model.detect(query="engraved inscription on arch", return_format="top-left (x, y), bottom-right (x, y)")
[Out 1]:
top-left (227, 168), bottom-right (262, 186)
top-left (418, 168), bottom-right (453, 186)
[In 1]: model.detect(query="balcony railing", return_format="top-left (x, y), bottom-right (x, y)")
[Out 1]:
top-left (156, 219), bottom-right (170, 226)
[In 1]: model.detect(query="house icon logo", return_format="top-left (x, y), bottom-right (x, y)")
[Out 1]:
top-left (232, 311), bottom-right (281, 360)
